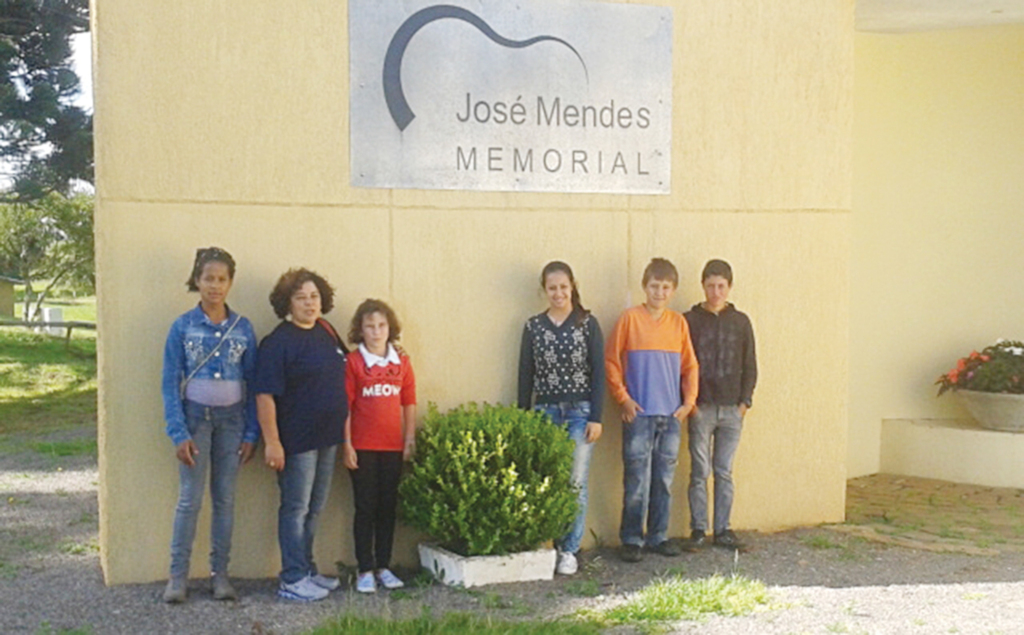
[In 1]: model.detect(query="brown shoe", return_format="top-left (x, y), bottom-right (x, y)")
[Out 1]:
top-left (646, 539), bottom-right (683, 557)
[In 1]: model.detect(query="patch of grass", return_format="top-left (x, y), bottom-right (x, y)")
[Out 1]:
top-left (58, 539), bottom-right (98, 556)
top-left (564, 579), bottom-right (601, 598)
top-left (407, 568), bottom-right (437, 588)
top-left (308, 612), bottom-right (601, 635)
top-left (592, 574), bottom-right (771, 625)
top-left (0, 329), bottom-right (97, 436)
top-left (27, 439), bottom-right (97, 457)
top-left (0, 559), bottom-right (17, 579)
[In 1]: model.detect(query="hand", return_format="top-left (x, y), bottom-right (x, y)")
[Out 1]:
top-left (175, 440), bottom-right (198, 467)
top-left (238, 441), bottom-right (255, 464)
top-left (343, 442), bottom-right (359, 470)
top-left (621, 398), bottom-right (643, 423)
top-left (739, 404), bottom-right (749, 417)
top-left (673, 403), bottom-right (695, 421)
top-left (584, 422), bottom-right (603, 443)
top-left (403, 439), bottom-right (416, 461)
top-left (264, 441), bottom-right (285, 472)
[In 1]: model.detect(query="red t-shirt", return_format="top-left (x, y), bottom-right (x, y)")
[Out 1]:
top-left (345, 347), bottom-right (417, 451)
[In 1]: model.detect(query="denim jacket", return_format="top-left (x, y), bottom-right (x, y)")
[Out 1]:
top-left (161, 304), bottom-right (260, 445)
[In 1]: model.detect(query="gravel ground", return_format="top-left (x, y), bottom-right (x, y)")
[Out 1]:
top-left (4, 434), bottom-right (1024, 634)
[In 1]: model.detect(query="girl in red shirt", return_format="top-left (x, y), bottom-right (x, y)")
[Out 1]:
top-left (342, 299), bottom-right (417, 593)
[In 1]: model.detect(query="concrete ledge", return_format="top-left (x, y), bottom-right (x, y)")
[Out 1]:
top-left (881, 418), bottom-right (1024, 488)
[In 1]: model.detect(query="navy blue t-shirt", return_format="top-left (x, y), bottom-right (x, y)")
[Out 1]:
top-left (254, 321), bottom-right (348, 455)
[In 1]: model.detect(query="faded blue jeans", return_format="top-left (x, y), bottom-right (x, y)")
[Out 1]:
top-left (168, 401), bottom-right (245, 579)
top-left (687, 405), bottom-right (743, 534)
top-left (277, 444), bottom-right (337, 584)
top-left (621, 414), bottom-right (682, 548)
top-left (535, 401), bottom-right (593, 554)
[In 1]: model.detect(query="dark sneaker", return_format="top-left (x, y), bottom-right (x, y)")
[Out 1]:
top-left (683, 530), bottom-right (707, 552)
top-left (619, 544), bottom-right (644, 563)
top-left (714, 530), bottom-right (744, 551)
top-left (646, 539), bottom-right (683, 557)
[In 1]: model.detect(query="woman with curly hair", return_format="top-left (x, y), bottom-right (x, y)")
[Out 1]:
top-left (254, 268), bottom-right (348, 602)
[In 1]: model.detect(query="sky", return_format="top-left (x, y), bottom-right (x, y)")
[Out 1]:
top-left (71, 32), bottom-right (93, 112)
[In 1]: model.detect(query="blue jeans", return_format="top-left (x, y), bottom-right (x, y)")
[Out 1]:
top-left (688, 405), bottom-right (743, 534)
top-left (169, 401), bottom-right (245, 578)
top-left (277, 444), bottom-right (337, 584)
top-left (535, 401), bottom-right (594, 554)
top-left (620, 414), bottom-right (681, 548)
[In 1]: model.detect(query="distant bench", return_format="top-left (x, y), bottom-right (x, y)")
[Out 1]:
top-left (0, 319), bottom-right (97, 348)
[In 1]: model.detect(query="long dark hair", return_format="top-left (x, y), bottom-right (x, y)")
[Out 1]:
top-left (186, 247), bottom-right (236, 291)
top-left (540, 261), bottom-right (589, 325)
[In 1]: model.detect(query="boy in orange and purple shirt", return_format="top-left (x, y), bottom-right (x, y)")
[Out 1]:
top-left (606, 258), bottom-right (699, 563)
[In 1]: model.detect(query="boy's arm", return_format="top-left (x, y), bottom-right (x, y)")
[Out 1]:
top-left (677, 318), bottom-right (699, 414)
top-left (740, 316), bottom-right (757, 409)
top-left (604, 313), bottom-right (631, 405)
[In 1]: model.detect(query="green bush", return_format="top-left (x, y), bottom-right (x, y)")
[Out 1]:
top-left (399, 403), bottom-right (578, 556)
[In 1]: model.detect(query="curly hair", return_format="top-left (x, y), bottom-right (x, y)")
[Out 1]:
top-left (186, 247), bottom-right (236, 291)
top-left (348, 298), bottom-right (401, 345)
top-left (268, 268), bottom-right (335, 319)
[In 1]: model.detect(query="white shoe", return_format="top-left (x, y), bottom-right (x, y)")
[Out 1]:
top-left (356, 571), bottom-right (377, 594)
top-left (278, 576), bottom-right (329, 602)
top-left (309, 573), bottom-right (340, 591)
top-left (376, 568), bottom-right (404, 590)
top-left (556, 551), bottom-right (578, 575)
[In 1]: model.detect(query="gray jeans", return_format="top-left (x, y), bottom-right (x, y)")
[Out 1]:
top-left (687, 405), bottom-right (743, 534)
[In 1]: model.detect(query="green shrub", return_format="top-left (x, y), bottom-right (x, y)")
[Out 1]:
top-left (399, 403), bottom-right (577, 556)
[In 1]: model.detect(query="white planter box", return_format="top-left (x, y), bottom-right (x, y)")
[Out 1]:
top-left (418, 543), bottom-right (556, 588)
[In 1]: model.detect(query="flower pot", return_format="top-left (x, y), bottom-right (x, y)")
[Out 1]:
top-left (956, 390), bottom-right (1024, 432)
top-left (418, 543), bottom-right (556, 588)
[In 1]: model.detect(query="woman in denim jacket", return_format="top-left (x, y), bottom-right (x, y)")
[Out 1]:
top-left (160, 247), bottom-right (260, 603)
top-left (517, 261), bottom-right (605, 577)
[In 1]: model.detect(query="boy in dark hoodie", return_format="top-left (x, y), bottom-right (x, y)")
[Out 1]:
top-left (683, 259), bottom-right (757, 551)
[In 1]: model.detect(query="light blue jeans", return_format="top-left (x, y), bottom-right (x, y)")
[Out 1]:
top-left (688, 405), bottom-right (743, 534)
top-left (168, 401), bottom-right (245, 578)
top-left (620, 414), bottom-right (681, 548)
top-left (277, 444), bottom-right (337, 584)
top-left (535, 401), bottom-right (593, 554)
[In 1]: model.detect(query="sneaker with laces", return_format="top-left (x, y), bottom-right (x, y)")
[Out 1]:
top-left (683, 530), bottom-right (707, 552)
top-left (555, 551), bottom-right (578, 575)
top-left (278, 576), bottom-right (329, 602)
top-left (646, 539), bottom-right (683, 557)
top-left (714, 529), bottom-right (745, 551)
top-left (309, 573), bottom-right (340, 591)
top-left (356, 571), bottom-right (377, 593)
top-left (376, 568), bottom-right (404, 590)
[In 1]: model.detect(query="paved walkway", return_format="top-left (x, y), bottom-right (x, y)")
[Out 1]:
top-left (831, 473), bottom-right (1024, 556)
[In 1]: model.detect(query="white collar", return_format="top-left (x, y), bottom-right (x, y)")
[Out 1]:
top-left (359, 343), bottom-right (400, 368)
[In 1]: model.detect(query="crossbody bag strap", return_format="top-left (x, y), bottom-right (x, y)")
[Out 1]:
top-left (316, 317), bottom-right (350, 355)
top-left (179, 313), bottom-right (242, 401)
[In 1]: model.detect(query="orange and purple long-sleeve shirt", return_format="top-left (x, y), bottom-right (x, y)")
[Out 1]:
top-left (605, 305), bottom-right (699, 416)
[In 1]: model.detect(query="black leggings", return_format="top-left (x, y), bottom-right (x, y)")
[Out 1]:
top-left (349, 450), bottom-right (403, 573)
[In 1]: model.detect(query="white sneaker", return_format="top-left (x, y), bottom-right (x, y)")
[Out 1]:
top-left (376, 568), bottom-right (404, 590)
top-left (356, 571), bottom-right (377, 594)
top-left (309, 573), bottom-right (340, 591)
top-left (556, 551), bottom-right (578, 575)
top-left (278, 576), bottom-right (329, 602)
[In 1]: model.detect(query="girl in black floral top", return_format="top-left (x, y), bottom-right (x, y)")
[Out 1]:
top-left (517, 261), bottom-right (604, 576)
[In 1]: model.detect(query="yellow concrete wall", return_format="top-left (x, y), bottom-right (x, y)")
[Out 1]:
top-left (850, 26), bottom-right (1024, 477)
top-left (94, 0), bottom-right (853, 583)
